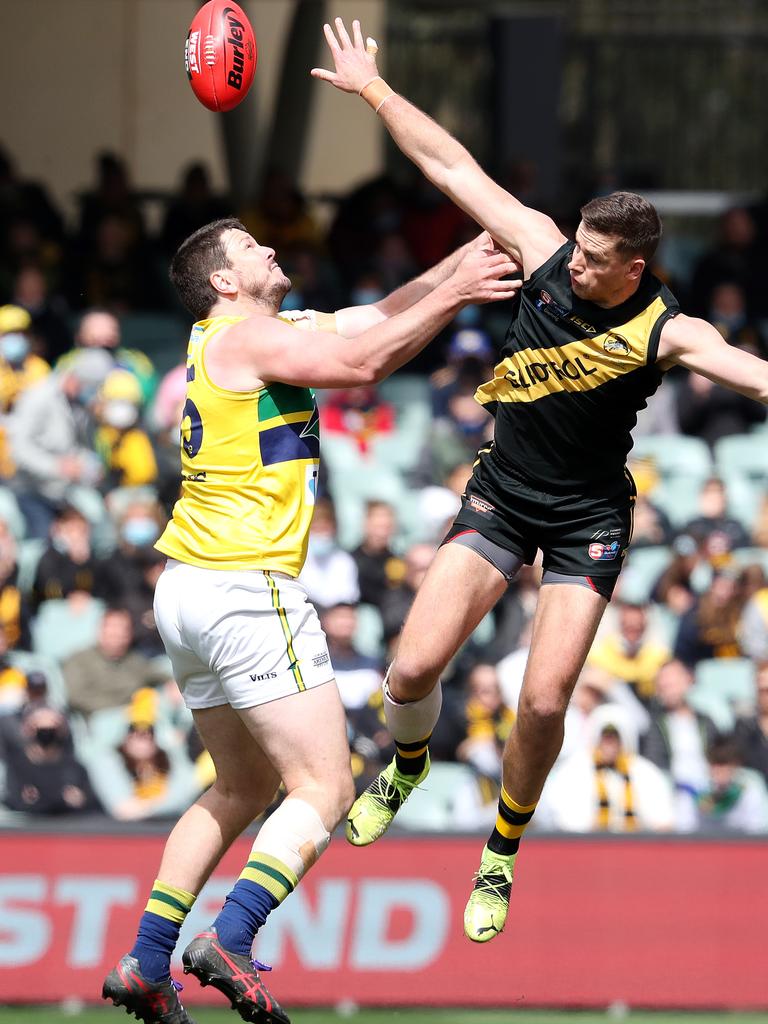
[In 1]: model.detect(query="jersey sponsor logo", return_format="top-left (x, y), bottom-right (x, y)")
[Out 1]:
top-left (306, 465), bottom-right (318, 505)
top-left (260, 404), bottom-right (321, 467)
top-left (588, 541), bottom-right (620, 561)
top-left (250, 671), bottom-right (277, 681)
top-left (503, 355), bottom-right (598, 390)
top-left (569, 314), bottom-right (597, 334)
top-left (469, 495), bottom-right (495, 517)
top-left (535, 290), bottom-right (570, 322)
top-left (603, 333), bottom-right (631, 355)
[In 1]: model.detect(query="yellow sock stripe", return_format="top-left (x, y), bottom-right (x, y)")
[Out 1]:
top-left (396, 743), bottom-right (429, 758)
top-left (494, 816), bottom-right (529, 840)
top-left (144, 881), bottom-right (196, 923)
top-left (500, 785), bottom-right (537, 815)
top-left (240, 853), bottom-right (298, 904)
top-left (264, 572), bottom-right (305, 691)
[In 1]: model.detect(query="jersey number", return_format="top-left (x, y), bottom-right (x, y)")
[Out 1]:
top-left (181, 397), bottom-right (203, 458)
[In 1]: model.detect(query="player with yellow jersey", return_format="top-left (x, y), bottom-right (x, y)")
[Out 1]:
top-left (103, 217), bottom-right (520, 1024)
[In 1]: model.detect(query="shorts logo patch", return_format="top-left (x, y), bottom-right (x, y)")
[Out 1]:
top-left (469, 495), bottom-right (495, 517)
top-left (250, 671), bottom-right (277, 681)
top-left (312, 652), bottom-right (330, 668)
top-left (588, 541), bottom-right (620, 561)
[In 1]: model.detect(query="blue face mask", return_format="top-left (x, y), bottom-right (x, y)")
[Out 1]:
top-left (122, 517), bottom-right (160, 547)
top-left (311, 535), bottom-right (335, 558)
top-left (0, 332), bottom-right (30, 365)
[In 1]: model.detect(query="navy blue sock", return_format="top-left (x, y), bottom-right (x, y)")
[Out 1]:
top-left (213, 879), bottom-right (278, 956)
top-left (130, 911), bottom-right (181, 982)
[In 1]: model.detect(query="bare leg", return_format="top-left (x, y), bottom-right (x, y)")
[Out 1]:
top-left (504, 582), bottom-right (607, 804)
top-left (389, 541), bottom-right (508, 700)
top-left (155, 703), bottom-right (280, 892)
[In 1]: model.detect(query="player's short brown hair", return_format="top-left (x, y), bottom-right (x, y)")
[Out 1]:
top-left (580, 191), bottom-right (662, 263)
top-left (170, 218), bottom-right (246, 321)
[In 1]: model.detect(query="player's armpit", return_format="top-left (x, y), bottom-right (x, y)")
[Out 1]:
top-left (658, 313), bottom-right (768, 403)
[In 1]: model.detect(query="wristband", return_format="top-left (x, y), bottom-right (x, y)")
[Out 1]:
top-left (359, 76), bottom-right (395, 114)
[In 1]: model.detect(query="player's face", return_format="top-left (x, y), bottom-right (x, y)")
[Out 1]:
top-left (222, 229), bottom-right (291, 304)
top-left (568, 224), bottom-right (642, 305)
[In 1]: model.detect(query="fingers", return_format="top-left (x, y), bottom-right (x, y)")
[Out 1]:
top-left (335, 16), bottom-right (353, 48)
top-left (352, 19), bottom-right (365, 49)
top-left (310, 68), bottom-right (337, 83)
top-left (323, 22), bottom-right (341, 55)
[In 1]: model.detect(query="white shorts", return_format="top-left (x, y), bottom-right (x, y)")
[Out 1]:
top-left (153, 559), bottom-right (335, 710)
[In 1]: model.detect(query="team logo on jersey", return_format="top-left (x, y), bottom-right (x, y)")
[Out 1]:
top-left (603, 333), bottom-right (630, 355)
top-left (260, 404), bottom-right (321, 466)
top-left (588, 541), bottom-right (620, 561)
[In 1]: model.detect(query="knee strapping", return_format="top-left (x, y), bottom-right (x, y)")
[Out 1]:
top-left (382, 673), bottom-right (442, 743)
top-left (250, 798), bottom-right (330, 884)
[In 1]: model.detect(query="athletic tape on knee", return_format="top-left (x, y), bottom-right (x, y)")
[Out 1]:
top-left (382, 674), bottom-right (442, 744)
top-left (250, 798), bottom-right (330, 884)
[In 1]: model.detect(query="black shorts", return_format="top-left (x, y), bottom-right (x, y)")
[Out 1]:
top-left (447, 446), bottom-right (636, 600)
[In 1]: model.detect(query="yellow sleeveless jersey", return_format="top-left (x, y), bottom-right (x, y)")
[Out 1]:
top-left (156, 312), bottom-right (333, 575)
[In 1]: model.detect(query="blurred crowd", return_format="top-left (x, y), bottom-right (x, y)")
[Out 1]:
top-left (2, 141), bottom-right (768, 834)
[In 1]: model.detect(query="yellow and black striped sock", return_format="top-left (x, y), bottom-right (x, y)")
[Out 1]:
top-left (394, 734), bottom-right (431, 777)
top-left (487, 786), bottom-right (537, 856)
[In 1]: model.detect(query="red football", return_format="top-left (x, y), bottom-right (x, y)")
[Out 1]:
top-left (185, 0), bottom-right (257, 112)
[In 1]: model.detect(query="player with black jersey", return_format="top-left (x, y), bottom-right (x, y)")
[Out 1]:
top-left (314, 18), bottom-right (768, 943)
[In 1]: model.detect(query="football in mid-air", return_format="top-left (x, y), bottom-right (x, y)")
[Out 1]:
top-left (185, 0), bottom-right (257, 112)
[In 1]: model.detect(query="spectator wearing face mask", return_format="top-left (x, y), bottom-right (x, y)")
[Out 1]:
top-left (299, 497), bottom-right (359, 609)
top-left (32, 503), bottom-right (101, 609)
top-left (1, 703), bottom-right (101, 815)
top-left (93, 369), bottom-right (157, 490)
top-left (7, 347), bottom-right (111, 537)
top-left (57, 309), bottom-right (158, 406)
top-left (0, 304), bottom-right (50, 414)
top-left (96, 499), bottom-right (166, 656)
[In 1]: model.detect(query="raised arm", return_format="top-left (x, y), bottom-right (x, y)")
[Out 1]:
top-left (658, 313), bottom-right (768, 403)
top-left (211, 245), bottom-right (519, 390)
top-left (335, 232), bottom-right (514, 337)
top-left (312, 18), bottom-right (565, 276)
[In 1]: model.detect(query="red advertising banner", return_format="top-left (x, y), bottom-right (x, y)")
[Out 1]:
top-left (0, 833), bottom-right (765, 1009)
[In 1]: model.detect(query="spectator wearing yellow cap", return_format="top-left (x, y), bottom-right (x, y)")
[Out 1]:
top-left (0, 304), bottom-right (50, 414)
top-left (94, 369), bottom-right (157, 490)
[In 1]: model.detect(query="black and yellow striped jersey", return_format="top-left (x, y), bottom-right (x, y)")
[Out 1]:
top-left (476, 241), bottom-right (679, 490)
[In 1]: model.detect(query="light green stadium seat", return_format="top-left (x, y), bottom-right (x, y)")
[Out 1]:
top-left (328, 463), bottom-right (407, 506)
top-left (31, 597), bottom-right (105, 663)
top-left (378, 373), bottom-right (431, 410)
top-left (0, 487), bottom-right (26, 539)
top-left (620, 545), bottom-right (672, 603)
top-left (118, 313), bottom-right (189, 377)
top-left (16, 538), bottom-right (45, 595)
top-left (8, 652), bottom-right (68, 709)
top-left (731, 547), bottom-right (768, 576)
top-left (321, 435), bottom-right (363, 475)
top-left (630, 434), bottom-right (712, 479)
top-left (687, 688), bottom-right (734, 733)
top-left (693, 658), bottom-right (756, 714)
top-left (719, 473), bottom-right (765, 532)
top-left (391, 762), bottom-right (480, 832)
top-left (715, 434), bottom-right (768, 482)
top-left (651, 476), bottom-right (705, 528)
top-left (354, 603), bottom-right (384, 659)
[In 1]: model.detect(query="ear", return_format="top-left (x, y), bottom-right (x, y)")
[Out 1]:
top-left (626, 257), bottom-right (645, 282)
top-left (210, 268), bottom-right (238, 297)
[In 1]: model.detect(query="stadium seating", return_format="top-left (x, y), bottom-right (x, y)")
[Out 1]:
top-left (621, 545), bottom-right (672, 603)
top-left (390, 761), bottom-right (482, 831)
top-left (631, 434), bottom-right (712, 479)
top-left (715, 434), bottom-right (768, 483)
top-left (0, 487), bottom-right (27, 540)
top-left (691, 657), bottom-right (756, 731)
top-left (31, 597), bottom-right (105, 663)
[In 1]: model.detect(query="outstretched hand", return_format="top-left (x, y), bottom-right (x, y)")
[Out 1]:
top-left (451, 246), bottom-right (522, 307)
top-left (311, 17), bottom-right (380, 93)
